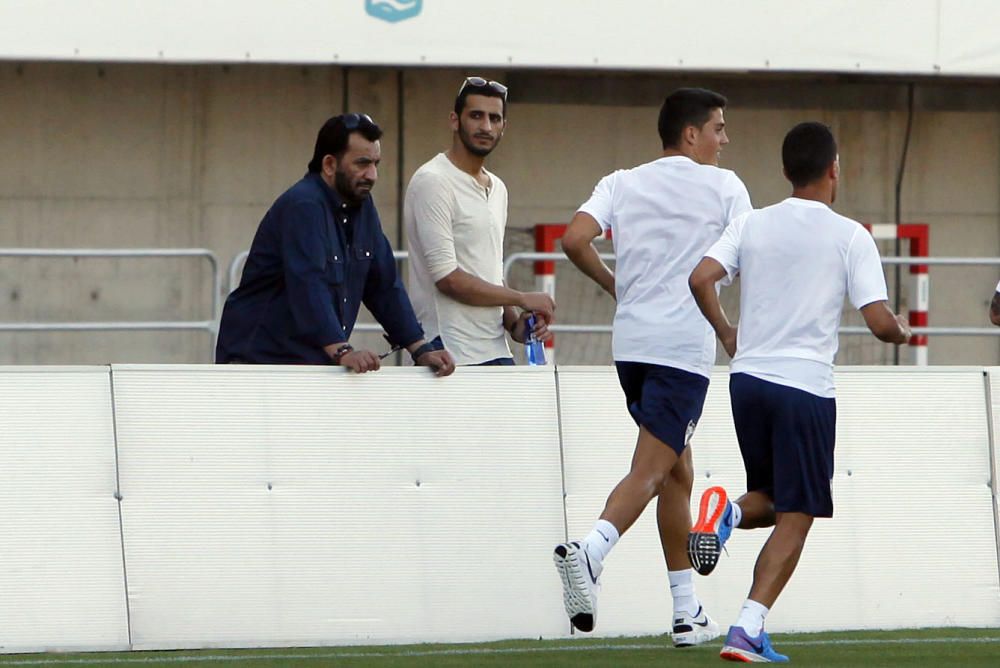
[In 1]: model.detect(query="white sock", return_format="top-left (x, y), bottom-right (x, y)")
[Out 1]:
top-left (731, 501), bottom-right (743, 528)
top-left (735, 599), bottom-right (769, 637)
top-left (668, 568), bottom-right (700, 616)
top-left (582, 519), bottom-right (619, 564)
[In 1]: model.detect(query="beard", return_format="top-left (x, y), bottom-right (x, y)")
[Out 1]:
top-left (458, 124), bottom-right (500, 158)
top-left (334, 169), bottom-right (374, 204)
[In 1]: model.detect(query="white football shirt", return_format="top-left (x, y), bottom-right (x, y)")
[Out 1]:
top-left (578, 156), bottom-right (752, 377)
top-left (705, 197), bottom-right (889, 397)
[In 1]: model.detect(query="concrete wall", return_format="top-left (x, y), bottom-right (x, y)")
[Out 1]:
top-left (1, 63), bottom-right (999, 364)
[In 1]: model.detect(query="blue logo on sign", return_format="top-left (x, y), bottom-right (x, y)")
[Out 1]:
top-left (366, 0), bottom-right (422, 23)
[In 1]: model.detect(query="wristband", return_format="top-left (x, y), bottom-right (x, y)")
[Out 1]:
top-left (409, 340), bottom-right (442, 363)
top-left (330, 343), bottom-right (354, 364)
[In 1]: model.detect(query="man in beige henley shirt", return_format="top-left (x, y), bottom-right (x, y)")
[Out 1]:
top-left (404, 77), bottom-right (555, 365)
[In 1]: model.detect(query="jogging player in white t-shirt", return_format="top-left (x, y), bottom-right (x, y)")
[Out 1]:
top-left (688, 122), bottom-right (910, 663)
top-left (553, 88), bottom-right (752, 647)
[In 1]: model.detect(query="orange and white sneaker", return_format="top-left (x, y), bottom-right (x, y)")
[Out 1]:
top-left (687, 486), bottom-right (734, 576)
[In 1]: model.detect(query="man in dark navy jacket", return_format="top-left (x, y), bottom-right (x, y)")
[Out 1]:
top-left (216, 113), bottom-right (455, 376)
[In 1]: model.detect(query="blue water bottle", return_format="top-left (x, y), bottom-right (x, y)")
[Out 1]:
top-left (525, 313), bottom-right (547, 366)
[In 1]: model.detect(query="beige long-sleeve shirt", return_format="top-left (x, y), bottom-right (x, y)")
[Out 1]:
top-left (404, 153), bottom-right (511, 365)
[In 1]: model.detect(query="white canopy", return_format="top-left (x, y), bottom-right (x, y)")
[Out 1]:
top-left (1, 0), bottom-right (997, 77)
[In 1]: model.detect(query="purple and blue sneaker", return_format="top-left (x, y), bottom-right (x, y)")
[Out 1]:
top-left (720, 625), bottom-right (789, 663)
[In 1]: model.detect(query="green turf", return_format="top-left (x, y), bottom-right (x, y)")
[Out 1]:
top-left (2, 627), bottom-right (998, 667)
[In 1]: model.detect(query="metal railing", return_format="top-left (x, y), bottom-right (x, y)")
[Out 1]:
top-left (501, 251), bottom-right (1000, 337)
top-left (227, 250), bottom-right (252, 297)
top-left (6, 247), bottom-right (999, 364)
top-left (0, 248), bottom-right (221, 356)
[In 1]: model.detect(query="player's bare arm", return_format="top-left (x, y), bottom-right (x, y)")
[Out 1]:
top-left (689, 257), bottom-right (737, 357)
top-left (990, 291), bottom-right (1000, 326)
top-left (562, 212), bottom-right (615, 299)
top-left (859, 300), bottom-right (911, 344)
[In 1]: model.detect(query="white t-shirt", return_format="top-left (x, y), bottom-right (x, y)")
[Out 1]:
top-left (705, 197), bottom-right (889, 397)
top-left (578, 155), bottom-right (752, 377)
top-left (404, 153), bottom-right (511, 365)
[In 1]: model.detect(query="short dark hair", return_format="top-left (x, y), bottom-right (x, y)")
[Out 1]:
top-left (657, 88), bottom-right (728, 149)
top-left (307, 113), bottom-right (383, 173)
top-left (782, 122), bottom-right (838, 187)
top-left (454, 79), bottom-right (508, 118)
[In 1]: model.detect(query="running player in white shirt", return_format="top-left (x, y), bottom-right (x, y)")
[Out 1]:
top-left (553, 88), bottom-right (751, 646)
top-left (688, 122), bottom-right (910, 663)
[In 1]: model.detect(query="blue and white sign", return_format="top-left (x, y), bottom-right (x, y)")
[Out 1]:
top-left (366, 0), bottom-right (422, 23)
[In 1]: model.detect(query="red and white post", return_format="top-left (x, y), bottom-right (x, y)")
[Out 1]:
top-left (867, 223), bottom-right (929, 365)
top-left (532, 224), bottom-right (613, 363)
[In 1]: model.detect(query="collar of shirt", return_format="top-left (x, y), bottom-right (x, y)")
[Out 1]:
top-left (783, 196), bottom-right (830, 210)
top-left (655, 155), bottom-right (697, 166)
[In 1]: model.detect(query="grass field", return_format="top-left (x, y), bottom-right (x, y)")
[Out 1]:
top-left (1, 628), bottom-right (998, 667)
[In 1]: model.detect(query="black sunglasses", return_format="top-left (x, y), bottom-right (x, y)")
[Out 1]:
top-left (458, 77), bottom-right (508, 99)
top-left (340, 112), bottom-right (376, 131)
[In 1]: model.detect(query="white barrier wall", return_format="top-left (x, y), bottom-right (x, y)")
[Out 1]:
top-left (558, 367), bottom-right (1000, 634)
top-left (0, 365), bottom-right (998, 652)
top-left (0, 368), bottom-right (128, 652)
top-left (111, 365), bottom-right (566, 649)
top-left (816, 369), bottom-right (998, 629)
top-left (985, 369), bottom-right (1000, 590)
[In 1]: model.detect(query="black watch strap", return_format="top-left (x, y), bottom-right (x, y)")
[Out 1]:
top-left (410, 339), bottom-right (442, 363)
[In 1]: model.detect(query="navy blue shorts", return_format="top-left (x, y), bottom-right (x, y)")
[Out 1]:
top-left (474, 356), bottom-right (515, 366)
top-left (615, 362), bottom-right (710, 456)
top-left (729, 373), bottom-right (836, 518)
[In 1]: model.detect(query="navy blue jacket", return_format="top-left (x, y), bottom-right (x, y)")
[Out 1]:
top-left (216, 173), bottom-right (423, 364)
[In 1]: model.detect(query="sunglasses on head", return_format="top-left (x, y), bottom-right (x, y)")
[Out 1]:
top-left (340, 112), bottom-right (376, 131)
top-left (458, 76), bottom-right (508, 99)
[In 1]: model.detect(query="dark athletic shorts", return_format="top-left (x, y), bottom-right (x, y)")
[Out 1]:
top-left (614, 361), bottom-right (710, 456)
top-left (729, 372), bottom-right (836, 518)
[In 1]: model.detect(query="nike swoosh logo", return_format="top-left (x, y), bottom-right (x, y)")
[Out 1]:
top-left (741, 629), bottom-right (766, 654)
top-left (582, 550), bottom-right (599, 584)
top-left (596, 530), bottom-right (610, 542)
top-left (689, 606), bottom-right (711, 627)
